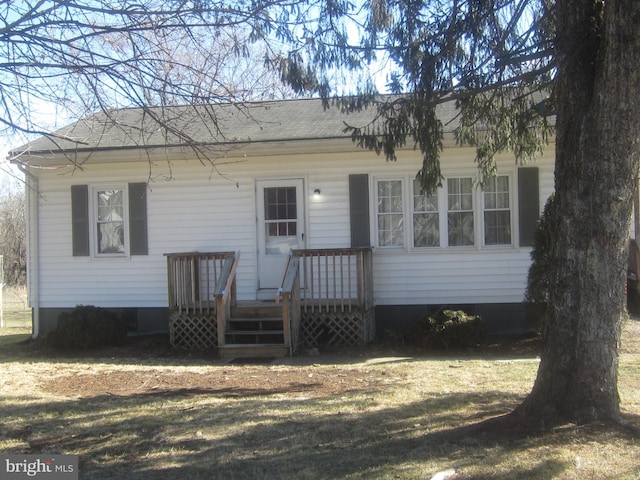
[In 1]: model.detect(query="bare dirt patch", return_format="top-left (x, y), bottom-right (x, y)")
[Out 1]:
top-left (30, 333), bottom-right (540, 400)
top-left (41, 364), bottom-right (396, 399)
top-left (9, 316), bottom-right (639, 403)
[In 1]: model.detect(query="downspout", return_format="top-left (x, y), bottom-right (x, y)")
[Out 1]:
top-left (14, 162), bottom-right (39, 339)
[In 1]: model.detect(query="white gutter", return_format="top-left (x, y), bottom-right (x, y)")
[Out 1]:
top-left (14, 162), bottom-right (39, 339)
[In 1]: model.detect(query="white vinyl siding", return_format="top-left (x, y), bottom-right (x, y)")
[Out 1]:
top-left (30, 148), bottom-right (554, 310)
top-left (371, 250), bottom-right (533, 305)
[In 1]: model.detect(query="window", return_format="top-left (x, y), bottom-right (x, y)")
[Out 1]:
top-left (447, 178), bottom-right (474, 246)
top-left (413, 179), bottom-right (439, 247)
top-left (377, 180), bottom-right (404, 247)
top-left (264, 187), bottom-right (297, 236)
top-left (96, 188), bottom-right (126, 254)
top-left (483, 175), bottom-right (511, 245)
top-left (264, 186), bottom-right (298, 254)
top-left (371, 172), bottom-right (518, 251)
top-left (71, 183), bottom-right (148, 257)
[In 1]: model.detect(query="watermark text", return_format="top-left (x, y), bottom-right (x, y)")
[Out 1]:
top-left (1, 455), bottom-right (78, 479)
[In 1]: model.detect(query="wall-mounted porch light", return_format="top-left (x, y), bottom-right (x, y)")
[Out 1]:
top-left (313, 188), bottom-right (321, 200)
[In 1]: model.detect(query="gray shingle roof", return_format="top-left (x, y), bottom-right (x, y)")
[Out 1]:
top-left (13, 96), bottom-right (461, 157)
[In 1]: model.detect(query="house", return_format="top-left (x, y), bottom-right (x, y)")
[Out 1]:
top-left (10, 97), bottom-right (555, 356)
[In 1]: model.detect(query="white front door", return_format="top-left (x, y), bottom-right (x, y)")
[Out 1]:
top-left (257, 179), bottom-right (305, 292)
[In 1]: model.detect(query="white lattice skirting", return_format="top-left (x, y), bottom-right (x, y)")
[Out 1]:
top-left (300, 308), bottom-right (375, 347)
top-left (169, 312), bottom-right (218, 350)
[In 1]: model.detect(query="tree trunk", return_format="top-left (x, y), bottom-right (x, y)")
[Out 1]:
top-left (517, 0), bottom-right (640, 425)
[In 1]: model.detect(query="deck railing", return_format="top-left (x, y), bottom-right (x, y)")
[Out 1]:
top-left (165, 251), bottom-right (238, 315)
top-left (290, 247), bottom-right (374, 313)
top-left (214, 252), bottom-right (240, 347)
top-left (278, 255), bottom-right (301, 355)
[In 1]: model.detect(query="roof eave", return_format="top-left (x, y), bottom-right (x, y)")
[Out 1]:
top-left (10, 132), bottom-right (471, 169)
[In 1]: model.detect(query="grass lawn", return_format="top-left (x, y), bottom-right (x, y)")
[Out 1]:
top-left (0, 307), bottom-right (638, 479)
top-left (0, 286), bottom-right (31, 346)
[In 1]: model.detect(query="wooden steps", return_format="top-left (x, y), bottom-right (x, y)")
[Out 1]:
top-left (218, 301), bottom-right (289, 359)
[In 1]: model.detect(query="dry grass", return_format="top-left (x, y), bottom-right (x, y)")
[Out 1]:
top-left (0, 305), bottom-right (639, 479)
top-left (0, 286), bottom-right (31, 346)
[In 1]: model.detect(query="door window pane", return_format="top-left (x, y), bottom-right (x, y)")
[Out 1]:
top-left (264, 187), bottom-right (298, 254)
top-left (265, 187), bottom-right (296, 220)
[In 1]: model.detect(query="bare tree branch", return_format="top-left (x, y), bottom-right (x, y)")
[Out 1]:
top-left (2, 0), bottom-right (301, 169)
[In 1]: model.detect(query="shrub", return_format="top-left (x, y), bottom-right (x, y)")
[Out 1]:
top-left (409, 309), bottom-right (486, 349)
top-left (524, 194), bottom-right (557, 334)
top-left (45, 305), bottom-right (128, 350)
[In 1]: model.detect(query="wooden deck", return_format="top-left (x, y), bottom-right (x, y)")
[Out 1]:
top-left (166, 248), bottom-right (375, 357)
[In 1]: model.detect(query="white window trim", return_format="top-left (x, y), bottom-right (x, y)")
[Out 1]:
top-left (89, 184), bottom-right (130, 258)
top-left (373, 177), bottom-right (408, 249)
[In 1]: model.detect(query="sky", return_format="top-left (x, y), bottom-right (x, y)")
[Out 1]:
top-left (0, 138), bottom-right (23, 195)
top-left (0, 95), bottom-right (73, 195)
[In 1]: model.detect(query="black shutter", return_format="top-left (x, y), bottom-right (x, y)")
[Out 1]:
top-left (71, 185), bottom-right (90, 256)
top-left (349, 174), bottom-right (370, 247)
top-left (518, 167), bottom-right (540, 247)
top-left (129, 183), bottom-right (148, 255)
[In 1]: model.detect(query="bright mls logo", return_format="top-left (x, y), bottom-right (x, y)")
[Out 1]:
top-left (1, 455), bottom-right (78, 479)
